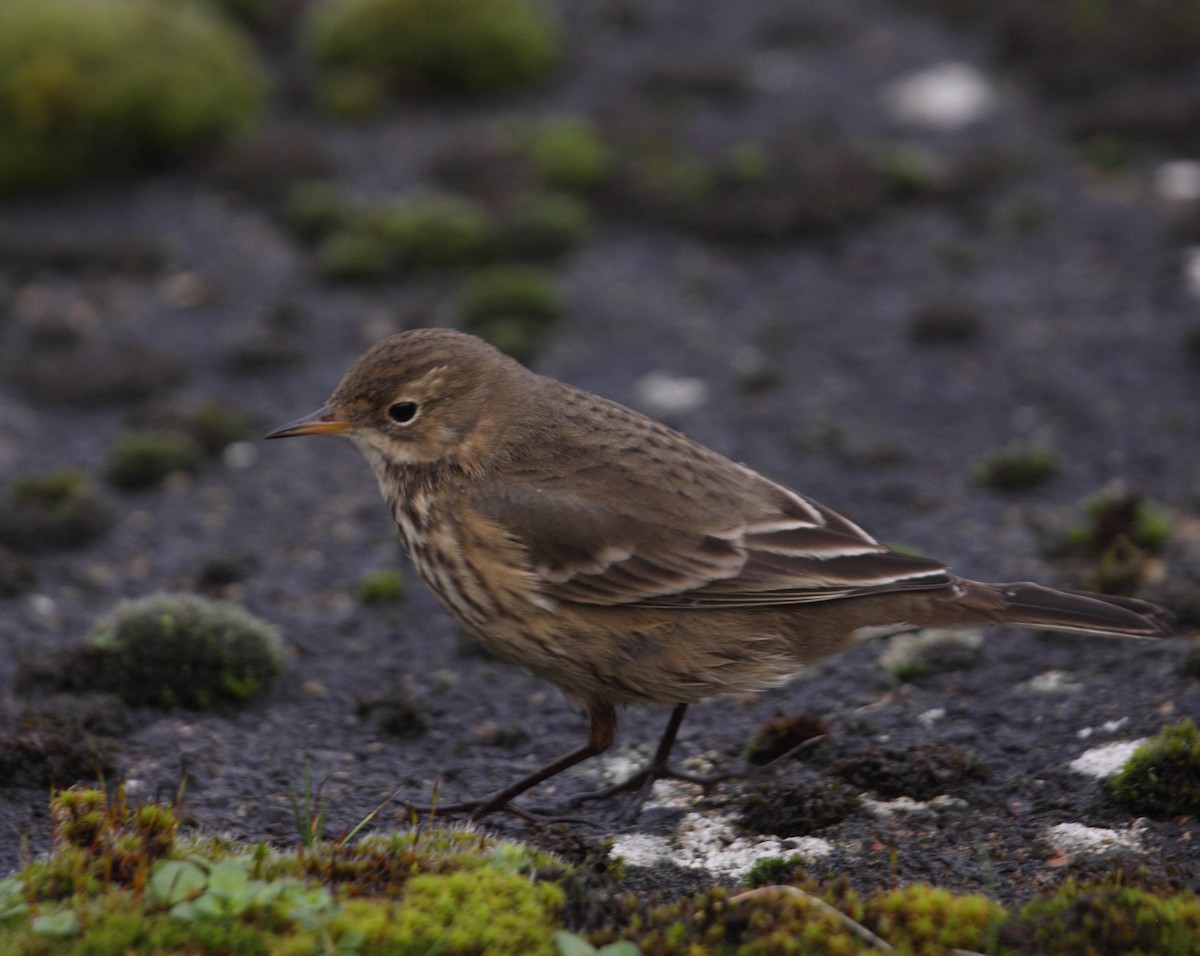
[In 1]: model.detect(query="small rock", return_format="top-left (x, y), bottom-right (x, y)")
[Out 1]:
top-left (1068, 739), bottom-right (1148, 778)
top-left (886, 61), bottom-right (996, 129)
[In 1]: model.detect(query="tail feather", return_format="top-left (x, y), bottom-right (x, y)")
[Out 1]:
top-left (992, 581), bottom-right (1171, 637)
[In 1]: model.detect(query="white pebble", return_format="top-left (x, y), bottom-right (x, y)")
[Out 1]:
top-left (886, 61), bottom-right (995, 129)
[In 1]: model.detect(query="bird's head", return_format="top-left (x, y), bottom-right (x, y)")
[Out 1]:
top-left (265, 328), bottom-right (516, 469)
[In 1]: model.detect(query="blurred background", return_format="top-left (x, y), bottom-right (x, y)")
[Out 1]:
top-left (0, 0), bottom-right (1198, 894)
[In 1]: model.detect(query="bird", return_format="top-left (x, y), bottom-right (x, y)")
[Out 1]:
top-left (266, 328), bottom-right (1170, 821)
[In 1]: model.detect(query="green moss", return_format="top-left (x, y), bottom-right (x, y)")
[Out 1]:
top-left (281, 179), bottom-right (354, 241)
top-left (975, 444), bottom-right (1059, 493)
top-left (461, 266), bottom-right (564, 361)
top-left (374, 195), bottom-right (494, 266)
top-left (1007, 879), bottom-right (1200, 954)
top-left (498, 193), bottom-right (594, 259)
top-left (316, 194), bottom-right (494, 280)
top-left (178, 402), bottom-right (258, 456)
top-left (0, 471), bottom-right (112, 553)
top-left (515, 117), bottom-right (615, 192)
top-left (1111, 718), bottom-right (1200, 818)
top-left (866, 884), bottom-right (1004, 956)
top-left (358, 568), bottom-right (406, 604)
top-left (88, 593), bottom-right (285, 709)
top-left (304, 0), bottom-right (560, 100)
top-left (105, 429), bottom-right (206, 490)
top-left (314, 227), bottom-right (395, 280)
top-left (1062, 487), bottom-right (1171, 559)
top-left (0, 0), bottom-right (264, 194)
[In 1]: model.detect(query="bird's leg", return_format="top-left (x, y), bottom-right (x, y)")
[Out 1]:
top-left (568, 704), bottom-right (722, 822)
top-left (399, 702), bottom-right (617, 822)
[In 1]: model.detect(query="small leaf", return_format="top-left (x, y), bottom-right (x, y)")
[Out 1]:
top-left (554, 930), bottom-right (599, 956)
top-left (206, 858), bottom-right (251, 897)
top-left (32, 909), bottom-right (80, 938)
top-left (599, 943), bottom-right (642, 956)
top-left (150, 860), bottom-right (208, 905)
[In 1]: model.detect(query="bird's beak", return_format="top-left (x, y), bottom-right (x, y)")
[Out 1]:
top-left (264, 404), bottom-right (355, 439)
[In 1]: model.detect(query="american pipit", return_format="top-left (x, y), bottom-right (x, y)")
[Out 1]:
top-left (267, 328), bottom-right (1169, 820)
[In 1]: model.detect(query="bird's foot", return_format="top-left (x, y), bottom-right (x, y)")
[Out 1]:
top-left (396, 794), bottom-right (604, 828)
top-left (568, 763), bottom-right (735, 825)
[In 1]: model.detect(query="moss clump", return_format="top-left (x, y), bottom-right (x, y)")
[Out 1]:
top-left (0, 0), bottom-right (264, 194)
top-left (591, 884), bottom-right (869, 955)
top-left (1111, 718), bottom-right (1200, 818)
top-left (498, 193), bottom-right (594, 259)
top-left (358, 568), bottom-right (406, 604)
top-left (0, 545), bottom-right (36, 597)
top-left (2, 787), bottom-right (572, 955)
top-left (743, 713), bottom-right (829, 766)
top-left (1064, 488), bottom-right (1171, 554)
top-left (281, 179), bottom-right (355, 241)
top-left (304, 0), bottom-right (560, 100)
top-left (0, 471), bottom-right (112, 553)
top-left (8, 336), bottom-right (187, 407)
top-left (178, 402), bottom-right (258, 456)
top-left (975, 444), bottom-right (1060, 493)
top-left (832, 740), bottom-right (990, 801)
top-left (1057, 487), bottom-right (1171, 595)
top-left (514, 117), bottom-right (615, 192)
top-left (0, 716), bottom-right (117, 790)
top-left (358, 683), bottom-right (428, 738)
top-left (460, 266), bottom-right (563, 360)
top-left (88, 593), bottom-right (285, 709)
top-left (316, 195), bottom-right (494, 280)
top-left (105, 430), bottom-right (207, 491)
top-left (739, 775), bottom-right (862, 836)
top-left (1004, 879), bottom-right (1200, 955)
top-left (867, 884), bottom-right (1005, 956)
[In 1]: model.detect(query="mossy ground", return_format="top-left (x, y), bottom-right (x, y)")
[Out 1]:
top-left (5, 789), bottom-right (1200, 954)
top-left (1, 0), bottom-right (1199, 938)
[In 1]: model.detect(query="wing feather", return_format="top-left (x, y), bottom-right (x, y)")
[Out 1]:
top-left (470, 473), bottom-right (950, 610)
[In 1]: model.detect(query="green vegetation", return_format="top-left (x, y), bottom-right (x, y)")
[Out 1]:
top-left (975, 444), bottom-right (1059, 493)
top-left (461, 266), bottom-right (564, 361)
top-left (499, 193), bottom-right (594, 259)
top-left (304, 0), bottom-right (560, 105)
top-left (358, 568), bottom-right (406, 604)
top-left (282, 179), bottom-right (354, 240)
top-left (0, 787), bottom-right (567, 954)
top-left (105, 430), bottom-right (206, 491)
top-left (178, 402), bottom-right (258, 455)
top-left (1111, 718), bottom-right (1200, 818)
top-left (0, 0), bottom-right (264, 194)
top-left (0, 471), bottom-right (112, 553)
top-left (6, 788), bottom-right (1200, 953)
top-left (1012, 878), bottom-right (1200, 954)
top-left (315, 194), bottom-right (494, 280)
top-left (1059, 487), bottom-right (1171, 595)
top-left (514, 117), bottom-right (616, 192)
top-left (87, 593), bottom-right (286, 709)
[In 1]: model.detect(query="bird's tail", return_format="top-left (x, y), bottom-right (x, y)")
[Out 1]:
top-left (977, 581), bottom-right (1171, 637)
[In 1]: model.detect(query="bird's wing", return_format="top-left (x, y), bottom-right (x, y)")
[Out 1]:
top-left (470, 467), bottom-right (952, 610)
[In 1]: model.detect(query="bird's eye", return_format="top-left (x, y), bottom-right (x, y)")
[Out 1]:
top-left (387, 401), bottom-right (419, 424)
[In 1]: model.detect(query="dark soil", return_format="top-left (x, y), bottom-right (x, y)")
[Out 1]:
top-left (2, 0), bottom-right (1199, 911)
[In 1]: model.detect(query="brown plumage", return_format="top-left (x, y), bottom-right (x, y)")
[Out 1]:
top-left (267, 328), bottom-right (1170, 819)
